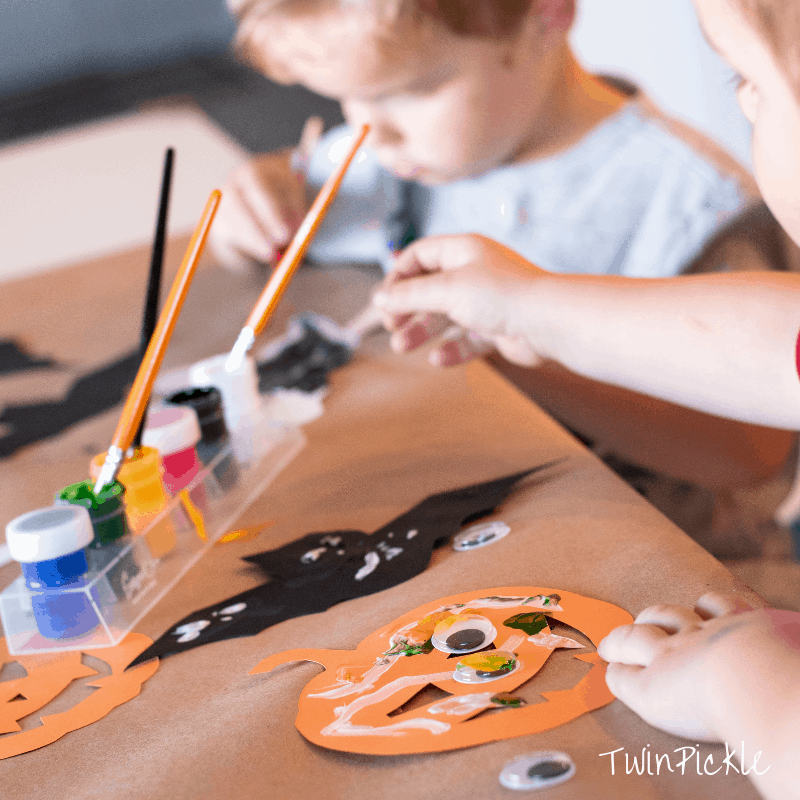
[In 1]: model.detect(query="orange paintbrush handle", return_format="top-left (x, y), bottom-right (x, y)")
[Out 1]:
top-left (110, 190), bottom-right (221, 453)
top-left (245, 124), bottom-right (370, 336)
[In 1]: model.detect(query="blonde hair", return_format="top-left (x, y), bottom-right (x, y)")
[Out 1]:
top-left (735, 0), bottom-right (800, 94)
top-left (233, 0), bottom-right (532, 68)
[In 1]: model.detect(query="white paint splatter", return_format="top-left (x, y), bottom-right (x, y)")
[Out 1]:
top-left (220, 602), bottom-right (247, 615)
top-left (354, 551), bottom-right (380, 580)
top-left (301, 547), bottom-right (328, 563)
top-left (174, 620), bottom-right (210, 642)
top-left (406, 529), bottom-right (418, 539)
top-left (427, 692), bottom-right (495, 716)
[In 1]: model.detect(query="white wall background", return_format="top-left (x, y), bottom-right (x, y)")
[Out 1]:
top-left (571, 0), bottom-right (753, 168)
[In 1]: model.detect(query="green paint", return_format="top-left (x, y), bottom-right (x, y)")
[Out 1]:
top-left (384, 638), bottom-right (434, 658)
top-left (491, 693), bottom-right (526, 708)
top-left (504, 612), bottom-right (548, 636)
top-left (57, 479), bottom-right (128, 547)
top-left (402, 639), bottom-right (434, 657)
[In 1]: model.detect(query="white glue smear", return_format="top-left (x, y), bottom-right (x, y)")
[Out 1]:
top-left (427, 692), bottom-right (495, 716)
top-left (309, 656), bottom-right (401, 700)
top-left (321, 671), bottom-right (453, 737)
top-left (498, 634), bottom-right (526, 652)
top-left (321, 718), bottom-right (450, 737)
top-left (528, 632), bottom-right (583, 650)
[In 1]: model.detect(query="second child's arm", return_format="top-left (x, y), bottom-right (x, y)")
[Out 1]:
top-left (374, 234), bottom-right (800, 430)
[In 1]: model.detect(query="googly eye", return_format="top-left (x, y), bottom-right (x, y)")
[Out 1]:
top-left (499, 751), bottom-right (575, 791)
top-left (431, 614), bottom-right (497, 654)
top-left (453, 651), bottom-right (519, 684)
top-left (452, 521), bottom-right (511, 551)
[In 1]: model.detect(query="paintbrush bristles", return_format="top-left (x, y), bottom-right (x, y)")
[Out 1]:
top-left (244, 124), bottom-right (370, 338)
top-left (94, 190), bottom-right (221, 493)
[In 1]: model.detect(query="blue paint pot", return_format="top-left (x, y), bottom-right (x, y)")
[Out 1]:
top-left (6, 505), bottom-right (99, 640)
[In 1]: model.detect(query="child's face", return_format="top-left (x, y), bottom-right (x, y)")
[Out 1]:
top-left (253, 8), bottom-right (563, 184)
top-left (694, 0), bottom-right (800, 245)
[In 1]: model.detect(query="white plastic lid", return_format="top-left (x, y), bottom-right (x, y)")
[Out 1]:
top-left (6, 505), bottom-right (94, 563)
top-left (142, 405), bottom-right (201, 455)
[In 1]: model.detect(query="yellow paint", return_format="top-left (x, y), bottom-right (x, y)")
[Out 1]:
top-left (91, 446), bottom-right (175, 557)
top-left (179, 490), bottom-right (206, 540)
top-left (458, 652), bottom-right (516, 672)
top-left (433, 611), bottom-right (480, 635)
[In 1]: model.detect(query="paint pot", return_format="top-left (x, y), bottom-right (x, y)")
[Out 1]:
top-left (189, 353), bottom-right (260, 462)
top-left (90, 447), bottom-right (176, 558)
top-left (166, 386), bottom-right (239, 490)
top-left (499, 751), bottom-right (575, 791)
top-left (142, 405), bottom-right (206, 502)
top-left (6, 506), bottom-right (99, 640)
top-left (56, 479), bottom-right (131, 566)
top-left (55, 479), bottom-right (144, 605)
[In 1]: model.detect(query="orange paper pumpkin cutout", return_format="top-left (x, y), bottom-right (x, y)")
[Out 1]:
top-left (251, 587), bottom-right (633, 755)
top-left (0, 633), bottom-right (158, 758)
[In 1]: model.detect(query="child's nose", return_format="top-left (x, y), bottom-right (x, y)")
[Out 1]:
top-left (344, 102), bottom-right (403, 148)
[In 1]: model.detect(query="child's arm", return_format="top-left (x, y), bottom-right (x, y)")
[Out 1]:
top-left (598, 594), bottom-right (800, 800)
top-left (374, 234), bottom-right (800, 430)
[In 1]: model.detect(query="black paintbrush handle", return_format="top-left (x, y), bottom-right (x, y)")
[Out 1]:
top-left (132, 147), bottom-right (174, 450)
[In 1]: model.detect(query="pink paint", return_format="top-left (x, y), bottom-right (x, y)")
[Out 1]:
top-left (142, 406), bottom-right (205, 504)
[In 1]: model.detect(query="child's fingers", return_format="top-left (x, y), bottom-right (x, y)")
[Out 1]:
top-left (634, 604), bottom-right (703, 634)
top-left (214, 181), bottom-right (280, 258)
top-left (296, 116), bottom-right (324, 172)
top-left (694, 592), bottom-right (756, 620)
top-left (389, 312), bottom-right (452, 352)
top-left (209, 235), bottom-right (265, 273)
top-left (597, 623), bottom-right (671, 666)
top-left (430, 329), bottom-right (494, 367)
top-left (373, 273), bottom-right (457, 316)
top-left (237, 167), bottom-right (297, 246)
top-left (603, 662), bottom-right (647, 701)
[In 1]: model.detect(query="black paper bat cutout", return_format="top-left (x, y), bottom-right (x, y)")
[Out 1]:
top-left (130, 462), bottom-right (564, 667)
top-left (257, 314), bottom-right (353, 394)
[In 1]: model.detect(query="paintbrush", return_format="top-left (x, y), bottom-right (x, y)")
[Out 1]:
top-left (93, 189), bottom-right (222, 494)
top-left (226, 124), bottom-right (370, 371)
top-left (131, 147), bottom-right (175, 451)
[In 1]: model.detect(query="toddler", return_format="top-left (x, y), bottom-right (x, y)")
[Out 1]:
top-left (214, 0), bottom-right (797, 557)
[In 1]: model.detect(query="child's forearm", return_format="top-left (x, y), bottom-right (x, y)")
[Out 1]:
top-left (530, 272), bottom-right (800, 430)
top-left (489, 356), bottom-right (794, 489)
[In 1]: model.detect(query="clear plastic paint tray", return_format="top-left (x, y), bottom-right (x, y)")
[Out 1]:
top-left (0, 422), bottom-right (306, 655)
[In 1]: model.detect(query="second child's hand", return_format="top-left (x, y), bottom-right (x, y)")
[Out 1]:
top-left (210, 116), bottom-right (325, 272)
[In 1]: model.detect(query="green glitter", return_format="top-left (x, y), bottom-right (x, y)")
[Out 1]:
top-left (504, 612), bottom-right (548, 636)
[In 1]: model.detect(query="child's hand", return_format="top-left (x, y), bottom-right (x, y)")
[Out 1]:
top-left (598, 593), bottom-right (800, 742)
top-left (374, 234), bottom-right (551, 367)
top-left (210, 117), bottom-right (323, 272)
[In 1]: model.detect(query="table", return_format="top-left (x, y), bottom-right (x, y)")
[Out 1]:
top-left (0, 241), bottom-right (763, 799)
